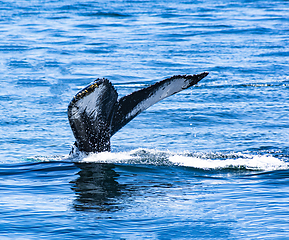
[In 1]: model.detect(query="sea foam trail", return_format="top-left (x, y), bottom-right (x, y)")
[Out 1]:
top-left (169, 155), bottom-right (288, 171)
top-left (77, 149), bottom-right (289, 171)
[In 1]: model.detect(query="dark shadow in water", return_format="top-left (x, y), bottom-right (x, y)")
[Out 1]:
top-left (71, 163), bottom-right (127, 212)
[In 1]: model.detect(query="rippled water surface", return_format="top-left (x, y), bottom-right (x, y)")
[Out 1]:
top-left (0, 0), bottom-right (289, 239)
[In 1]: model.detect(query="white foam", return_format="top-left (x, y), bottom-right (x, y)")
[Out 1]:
top-left (75, 149), bottom-right (289, 171)
top-left (81, 151), bottom-right (136, 163)
top-left (30, 154), bottom-right (70, 162)
top-left (169, 154), bottom-right (288, 171)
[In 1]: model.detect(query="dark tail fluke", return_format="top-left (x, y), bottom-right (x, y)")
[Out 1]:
top-left (110, 72), bottom-right (209, 136)
top-left (67, 72), bottom-right (208, 153)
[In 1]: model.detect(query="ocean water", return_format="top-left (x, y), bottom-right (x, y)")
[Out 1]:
top-left (0, 0), bottom-right (289, 239)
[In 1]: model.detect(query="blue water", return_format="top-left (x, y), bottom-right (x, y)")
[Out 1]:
top-left (1, 0), bottom-right (289, 239)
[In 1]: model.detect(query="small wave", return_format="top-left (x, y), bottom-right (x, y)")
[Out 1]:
top-left (75, 149), bottom-right (288, 171)
top-left (28, 154), bottom-right (70, 162)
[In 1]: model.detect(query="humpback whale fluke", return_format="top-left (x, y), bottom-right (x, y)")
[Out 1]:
top-left (68, 72), bottom-right (209, 153)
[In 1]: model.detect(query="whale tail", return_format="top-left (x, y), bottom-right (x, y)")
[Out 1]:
top-left (68, 72), bottom-right (209, 153)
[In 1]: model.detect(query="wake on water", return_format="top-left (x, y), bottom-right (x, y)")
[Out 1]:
top-left (33, 149), bottom-right (289, 172)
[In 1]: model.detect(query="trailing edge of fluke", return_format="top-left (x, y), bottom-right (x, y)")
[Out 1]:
top-left (68, 72), bottom-right (209, 154)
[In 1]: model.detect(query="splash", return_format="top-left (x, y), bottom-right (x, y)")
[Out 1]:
top-left (76, 148), bottom-right (289, 171)
top-left (169, 154), bottom-right (288, 171)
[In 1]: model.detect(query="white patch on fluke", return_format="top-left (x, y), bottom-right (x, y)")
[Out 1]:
top-left (126, 77), bottom-right (190, 120)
